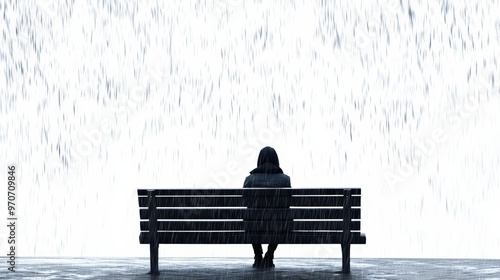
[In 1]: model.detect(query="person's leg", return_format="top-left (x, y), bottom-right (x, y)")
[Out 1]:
top-left (267, 244), bottom-right (278, 254)
top-left (252, 244), bottom-right (263, 255)
top-left (263, 244), bottom-right (278, 268)
top-left (252, 244), bottom-right (263, 267)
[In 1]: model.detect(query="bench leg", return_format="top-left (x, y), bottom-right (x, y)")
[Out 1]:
top-left (341, 243), bottom-right (350, 273)
top-left (149, 242), bottom-right (159, 275)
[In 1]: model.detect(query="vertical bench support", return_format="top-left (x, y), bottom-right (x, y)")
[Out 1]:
top-left (148, 190), bottom-right (159, 275)
top-left (341, 189), bottom-right (352, 273)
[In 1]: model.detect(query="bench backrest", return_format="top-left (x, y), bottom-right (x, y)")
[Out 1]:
top-left (138, 188), bottom-right (361, 234)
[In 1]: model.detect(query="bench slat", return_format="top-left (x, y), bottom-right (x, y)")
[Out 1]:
top-left (137, 188), bottom-right (361, 196)
top-left (137, 196), bottom-right (361, 208)
top-left (139, 232), bottom-right (367, 244)
top-left (140, 221), bottom-right (361, 231)
top-left (139, 208), bottom-right (360, 220)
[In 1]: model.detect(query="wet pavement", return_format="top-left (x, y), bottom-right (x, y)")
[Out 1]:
top-left (1, 257), bottom-right (499, 279)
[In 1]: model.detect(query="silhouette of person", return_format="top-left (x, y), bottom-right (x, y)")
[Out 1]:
top-left (243, 146), bottom-right (291, 268)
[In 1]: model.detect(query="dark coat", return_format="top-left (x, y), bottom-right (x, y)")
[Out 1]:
top-left (243, 168), bottom-right (291, 189)
top-left (242, 147), bottom-right (292, 230)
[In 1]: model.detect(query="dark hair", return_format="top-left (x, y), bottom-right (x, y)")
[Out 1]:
top-left (257, 146), bottom-right (280, 167)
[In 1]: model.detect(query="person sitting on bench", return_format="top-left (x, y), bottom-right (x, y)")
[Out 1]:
top-left (243, 146), bottom-right (291, 268)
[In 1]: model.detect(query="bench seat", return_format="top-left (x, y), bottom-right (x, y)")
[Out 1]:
top-left (139, 231), bottom-right (366, 244)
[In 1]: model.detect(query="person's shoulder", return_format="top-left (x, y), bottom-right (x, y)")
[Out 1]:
top-left (279, 173), bottom-right (290, 180)
top-left (243, 174), bottom-right (256, 188)
top-left (244, 174), bottom-right (258, 180)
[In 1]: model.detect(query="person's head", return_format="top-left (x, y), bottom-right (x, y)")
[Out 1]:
top-left (257, 146), bottom-right (280, 167)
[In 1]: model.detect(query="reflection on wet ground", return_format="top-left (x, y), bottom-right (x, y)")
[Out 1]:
top-left (1, 257), bottom-right (499, 280)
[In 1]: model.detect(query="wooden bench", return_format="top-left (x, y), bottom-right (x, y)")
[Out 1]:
top-left (137, 188), bottom-right (366, 275)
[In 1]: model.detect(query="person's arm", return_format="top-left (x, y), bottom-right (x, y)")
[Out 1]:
top-left (243, 176), bottom-right (250, 188)
top-left (286, 176), bottom-right (291, 210)
top-left (242, 176), bottom-right (249, 220)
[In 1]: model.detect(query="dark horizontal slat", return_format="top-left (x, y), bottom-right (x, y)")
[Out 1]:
top-left (138, 196), bottom-right (361, 208)
top-left (292, 196), bottom-right (360, 207)
top-left (139, 208), bottom-right (360, 220)
top-left (140, 221), bottom-right (361, 231)
top-left (138, 188), bottom-right (361, 196)
top-left (139, 232), bottom-right (367, 244)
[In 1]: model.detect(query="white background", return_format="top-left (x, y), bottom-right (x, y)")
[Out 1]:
top-left (1, 0), bottom-right (499, 259)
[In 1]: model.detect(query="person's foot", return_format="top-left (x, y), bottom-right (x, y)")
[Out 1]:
top-left (253, 254), bottom-right (263, 268)
top-left (261, 252), bottom-right (275, 268)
